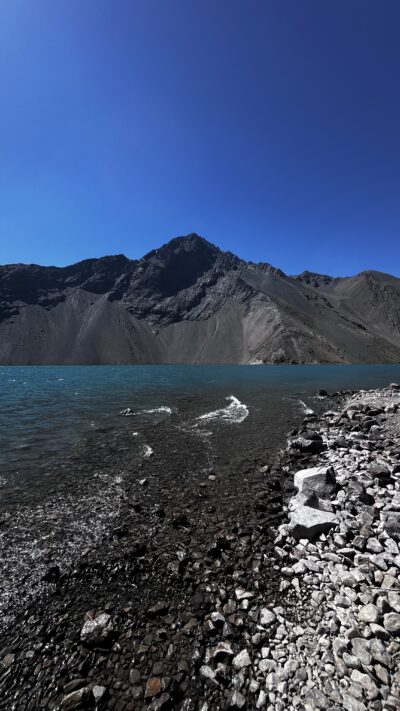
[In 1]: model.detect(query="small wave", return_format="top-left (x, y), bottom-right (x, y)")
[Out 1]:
top-left (198, 396), bottom-right (249, 424)
top-left (120, 406), bottom-right (172, 417)
top-left (142, 444), bottom-right (153, 458)
top-left (299, 400), bottom-right (314, 415)
top-left (142, 406), bottom-right (172, 415)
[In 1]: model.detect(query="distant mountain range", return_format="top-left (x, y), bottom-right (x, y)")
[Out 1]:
top-left (1, 233), bottom-right (400, 364)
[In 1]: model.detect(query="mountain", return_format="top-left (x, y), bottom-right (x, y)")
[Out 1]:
top-left (1, 233), bottom-right (400, 364)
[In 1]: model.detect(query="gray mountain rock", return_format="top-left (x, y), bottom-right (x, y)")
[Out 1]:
top-left (2, 233), bottom-right (400, 364)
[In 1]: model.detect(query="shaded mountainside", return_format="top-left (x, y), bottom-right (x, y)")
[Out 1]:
top-left (1, 233), bottom-right (400, 364)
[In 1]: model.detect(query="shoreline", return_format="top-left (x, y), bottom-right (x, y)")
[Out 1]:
top-left (0, 385), bottom-right (399, 709)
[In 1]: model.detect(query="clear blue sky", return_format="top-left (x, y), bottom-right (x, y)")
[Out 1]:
top-left (1, 0), bottom-right (400, 276)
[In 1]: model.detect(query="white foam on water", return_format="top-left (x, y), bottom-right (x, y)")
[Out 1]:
top-left (121, 406), bottom-right (172, 418)
top-left (142, 406), bottom-right (172, 415)
top-left (142, 444), bottom-right (153, 458)
top-left (299, 399), bottom-right (314, 415)
top-left (198, 396), bottom-right (249, 424)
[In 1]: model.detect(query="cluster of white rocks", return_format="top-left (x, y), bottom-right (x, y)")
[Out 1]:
top-left (248, 385), bottom-right (400, 711)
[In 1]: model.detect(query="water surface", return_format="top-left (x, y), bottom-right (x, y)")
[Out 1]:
top-left (1, 364), bottom-right (400, 502)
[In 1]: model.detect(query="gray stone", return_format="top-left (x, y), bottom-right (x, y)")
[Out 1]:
top-left (259, 608), bottom-right (276, 627)
top-left (62, 687), bottom-right (93, 710)
top-left (235, 588), bottom-right (254, 600)
top-left (289, 506), bottom-right (338, 540)
top-left (199, 665), bottom-right (218, 686)
top-left (304, 688), bottom-right (329, 709)
top-left (228, 690), bottom-right (246, 709)
top-left (256, 690), bottom-right (267, 708)
top-left (129, 668), bottom-right (141, 685)
top-left (366, 538), bottom-right (383, 553)
top-left (294, 465), bottom-right (336, 496)
top-left (92, 686), bottom-right (107, 707)
top-left (374, 663), bottom-right (389, 684)
top-left (369, 623), bottom-right (389, 639)
top-left (291, 436), bottom-right (324, 454)
top-left (358, 603), bottom-right (380, 624)
top-left (1, 654), bottom-right (15, 668)
top-left (232, 649), bottom-right (251, 670)
top-left (388, 591), bottom-right (400, 613)
top-left (380, 512), bottom-right (400, 535)
top-left (383, 612), bottom-right (400, 633)
top-left (370, 638), bottom-right (392, 667)
top-left (350, 670), bottom-right (379, 700)
top-left (351, 638), bottom-right (371, 666)
top-left (343, 652), bottom-right (361, 669)
top-left (341, 694), bottom-right (367, 711)
top-left (80, 613), bottom-right (114, 647)
top-left (209, 642), bottom-right (234, 661)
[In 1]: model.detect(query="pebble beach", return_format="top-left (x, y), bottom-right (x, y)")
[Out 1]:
top-left (1, 384), bottom-right (400, 710)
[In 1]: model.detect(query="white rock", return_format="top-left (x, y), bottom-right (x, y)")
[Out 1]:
top-left (260, 608), bottom-right (276, 627)
top-left (232, 649), bottom-right (251, 670)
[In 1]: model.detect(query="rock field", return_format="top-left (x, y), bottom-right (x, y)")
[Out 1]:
top-left (1, 385), bottom-right (400, 710)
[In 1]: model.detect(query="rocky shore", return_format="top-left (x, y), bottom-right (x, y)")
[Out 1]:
top-left (1, 385), bottom-right (400, 710)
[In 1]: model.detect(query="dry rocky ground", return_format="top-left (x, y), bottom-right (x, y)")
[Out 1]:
top-left (1, 385), bottom-right (400, 710)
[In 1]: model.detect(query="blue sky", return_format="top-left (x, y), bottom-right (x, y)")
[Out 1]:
top-left (1, 0), bottom-right (400, 276)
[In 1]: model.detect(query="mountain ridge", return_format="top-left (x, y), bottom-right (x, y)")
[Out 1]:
top-left (1, 233), bottom-right (400, 364)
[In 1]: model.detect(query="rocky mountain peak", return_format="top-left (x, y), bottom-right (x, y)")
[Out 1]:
top-left (1, 235), bottom-right (400, 364)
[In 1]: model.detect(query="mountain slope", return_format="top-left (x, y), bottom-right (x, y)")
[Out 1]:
top-left (1, 234), bottom-right (400, 364)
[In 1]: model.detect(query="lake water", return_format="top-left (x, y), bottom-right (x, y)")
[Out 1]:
top-left (1, 363), bottom-right (400, 631)
top-left (1, 364), bottom-right (400, 504)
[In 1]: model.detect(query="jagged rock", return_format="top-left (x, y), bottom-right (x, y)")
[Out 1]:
top-left (294, 465), bottom-right (336, 496)
top-left (92, 686), bottom-right (107, 708)
top-left (120, 408), bottom-right (134, 416)
top-left (381, 512), bottom-right (400, 536)
top-left (152, 694), bottom-right (172, 711)
top-left (228, 690), bottom-right (246, 709)
top-left (383, 612), bottom-right (400, 633)
top-left (80, 613), bottom-right (115, 647)
top-left (388, 591), bottom-right (400, 612)
top-left (291, 437), bottom-right (324, 454)
top-left (351, 638), bottom-right (371, 666)
top-left (368, 463), bottom-right (391, 480)
top-left (358, 604), bottom-right (380, 624)
top-left (256, 690), bottom-right (267, 708)
top-left (341, 694), bottom-right (367, 711)
top-left (232, 649), bottom-right (251, 670)
top-left (2, 654), bottom-right (15, 668)
top-left (259, 608), bottom-right (276, 627)
top-left (350, 670), bottom-right (379, 700)
top-left (207, 642), bottom-right (234, 662)
top-left (199, 665), bottom-right (219, 686)
top-left (61, 687), bottom-right (93, 710)
top-left (289, 506), bottom-right (338, 540)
